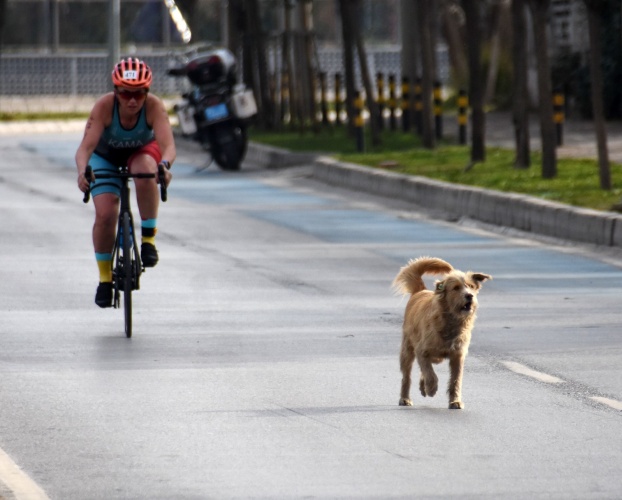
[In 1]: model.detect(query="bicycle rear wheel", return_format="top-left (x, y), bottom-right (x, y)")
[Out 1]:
top-left (122, 211), bottom-right (133, 338)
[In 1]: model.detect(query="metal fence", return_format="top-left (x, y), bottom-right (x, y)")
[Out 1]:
top-left (0, 46), bottom-right (449, 113)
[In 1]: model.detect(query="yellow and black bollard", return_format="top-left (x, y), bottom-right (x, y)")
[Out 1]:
top-left (388, 74), bottom-right (397, 131)
top-left (334, 73), bottom-right (343, 126)
top-left (457, 89), bottom-right (468, 145)
top-left (553, 89), bottom-right (565, 146)
top-left (319, 72), bottom-right (329, 126)
top-left (354, 90), bottom-right (365, 152)
top-left (414, 77), bottom-right (423, 135)
top-left (376, 72), bottom-right (385, 130)
top-left (401, 76), bottom-right (410, 132)
top-left (433, 81), bottom-right (443, 139)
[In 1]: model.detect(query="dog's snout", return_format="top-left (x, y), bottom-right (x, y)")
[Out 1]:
top-left (465, 293), bottom-right (473, 301)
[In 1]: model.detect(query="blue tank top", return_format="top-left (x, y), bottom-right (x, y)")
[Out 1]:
top-left (94, 97), bottom-right (155, 165)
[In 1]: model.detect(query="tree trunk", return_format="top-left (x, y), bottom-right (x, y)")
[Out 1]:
top-left (528, 0), bottom-right (557, 178)
top-left (440, 1), bottom-right (467, 90)
top-left (462, 0), bottom-right (485, 163)
top-left (0, 0), bottom-right (8, 53)
top-left (244, 0), bottom-right (273, 129)
top-left (484, 2), bottom-right (503, 106)
top-left (301, 0), bottom-right (319, 131)
top-left (339, 0), bottom-right (358, 137)
top-left (417, 0), bottom-right (436, 149)
top-left (512, 0), bottom-right (530, 169)
top-left (401, 0), bottom-right (420, 118)
top-left (350, 0), bottom-right (381, 145)
top-left (226, 0), bottom-right (244, 55)
top-left (280, 0), bottom-right (293, 128)
top-left (585, 0), bottom-right (611, 190)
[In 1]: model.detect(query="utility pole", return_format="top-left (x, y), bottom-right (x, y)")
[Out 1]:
top-left (108, 0), bottom-right (120, 79)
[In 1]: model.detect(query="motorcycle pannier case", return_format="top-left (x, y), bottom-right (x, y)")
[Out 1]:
top-left (174, 99), bottom-right (198, 135)
top-left (231, 88), bottom-right (258, 119)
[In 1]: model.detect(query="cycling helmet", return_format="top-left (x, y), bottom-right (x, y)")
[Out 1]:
top-left (112, 58), bottom-right (152, 89)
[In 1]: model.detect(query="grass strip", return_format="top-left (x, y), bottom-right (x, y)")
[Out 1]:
top-left (251, 127), bottom-right (622, 212)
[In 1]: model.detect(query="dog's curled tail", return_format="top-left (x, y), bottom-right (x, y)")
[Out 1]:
top-left (392, 257), bottom-right (453, 295)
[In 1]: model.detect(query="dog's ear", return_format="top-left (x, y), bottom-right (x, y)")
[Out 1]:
top-left (469, 272), bottom-right (492, 289)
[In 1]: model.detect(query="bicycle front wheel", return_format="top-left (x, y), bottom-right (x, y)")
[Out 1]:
top-left (122, 211), bottom-right (133, 338)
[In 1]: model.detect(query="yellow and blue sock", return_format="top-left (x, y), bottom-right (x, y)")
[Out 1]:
top-left (95, 252), bottom-right (112, 283)
top-left (141, 218), bottom-right (157, 245)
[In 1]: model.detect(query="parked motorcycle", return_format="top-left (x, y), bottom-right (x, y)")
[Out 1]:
top-left (167, 47), bottom-right (257, 171)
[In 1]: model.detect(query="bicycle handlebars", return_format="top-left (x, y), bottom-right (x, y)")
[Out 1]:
top-left (82, 164), bottom-right (168, 203)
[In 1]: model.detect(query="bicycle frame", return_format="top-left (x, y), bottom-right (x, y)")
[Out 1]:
top-left (83, 164), bottom-right (167, 337)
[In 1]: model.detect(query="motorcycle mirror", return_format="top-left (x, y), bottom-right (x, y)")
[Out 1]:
top-left (167, 67), bottom-right (187, 76)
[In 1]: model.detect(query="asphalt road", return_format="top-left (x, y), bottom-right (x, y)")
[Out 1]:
top-left (1, 130), bottom-right (622, 499)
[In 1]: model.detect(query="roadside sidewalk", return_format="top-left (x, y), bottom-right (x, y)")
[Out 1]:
top-left (484, 111), bottom-right (622, 164)
top-left (0, 118), bottom-right (85, 134)
top-left (1, 109), bottom-right (621, 164)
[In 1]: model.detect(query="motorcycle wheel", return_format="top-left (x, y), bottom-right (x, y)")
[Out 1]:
top-left (212, 123), bottom-right (247, 171)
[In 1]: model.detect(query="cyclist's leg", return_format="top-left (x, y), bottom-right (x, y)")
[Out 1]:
top-left (129, 142), bottom-right (162, 267)
top-left (89, 155), bottom-right (121, 307)
top-left (93, 193), bottom-right (120, 257)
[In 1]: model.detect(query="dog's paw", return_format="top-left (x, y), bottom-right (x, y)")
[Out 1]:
top-left (425, 379), bottom-right (438, 397)
top-left (419, 379), bottom-right (426, 397)
top-left (399, 398), bottom-right (413, 406)
top-left (449, 401), bottom-right (464, 410)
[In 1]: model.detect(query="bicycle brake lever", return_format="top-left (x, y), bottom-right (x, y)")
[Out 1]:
top-left (158, 164), bottom-right (168, 202)
top-left (83, 165), bottom-right (93, 203)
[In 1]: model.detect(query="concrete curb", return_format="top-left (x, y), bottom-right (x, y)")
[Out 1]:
top-left (248, 142), bottom-right (622, 249)
top-left (244, 141), bottom-right (320, 169)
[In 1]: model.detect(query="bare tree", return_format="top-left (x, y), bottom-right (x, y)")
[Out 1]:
top-left (512, 0), bottom-right (530, 168)
top-left (401, 0), bottom-right (420, 119)
top-left (0, 0), bottom-right (7, 44)
top-left (440, 1), bottom-right (468, 90)
top-left (462, 0), bottom-right (485, 163)
top-left (251, 0), bottom-right (276, 128)
top-left (527, 0), bottom-right (557, 178)
top-left (226, 0), bottom-right (244, 54)
top-left (285, 0), bottom-right (319, 131)
top-left (417, 0), bottom-right (436, 149)
top-left (280, 0), bottom-right (295, 128)
top-left (584, 0), bottom-right (611, 190)
top-left (338, 0), bottom-right (380, 144)
top-left (483, 1), bottom-right (505, 106)
top-left (339, 0), bottom-right (357, 135)
top-left (350, 0), bottom-right (381, 145)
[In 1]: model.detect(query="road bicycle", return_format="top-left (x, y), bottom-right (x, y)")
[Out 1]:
top-left (83, 164), bottom-right (167, 338)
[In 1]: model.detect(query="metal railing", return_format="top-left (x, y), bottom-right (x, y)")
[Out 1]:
top-left (0, 46), bottom-right (448, 95)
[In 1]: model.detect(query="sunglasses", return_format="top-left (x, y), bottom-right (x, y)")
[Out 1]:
top-left (116, 88), bottom-right (149, 100)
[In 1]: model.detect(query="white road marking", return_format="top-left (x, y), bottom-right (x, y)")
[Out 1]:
top-left (502, 362), bottom-right (622, 412)
top-left (0, 447), bottom-right (50, 500)
top-left (501, 361), bottom-right (565, 384)
top-left (591, 397), bottom-right (622, 411)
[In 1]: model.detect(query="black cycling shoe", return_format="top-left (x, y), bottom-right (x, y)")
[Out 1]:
top-left (141, 242), bottom-right (159, 268)
top-left (95, 282), bottom-right (113, 308)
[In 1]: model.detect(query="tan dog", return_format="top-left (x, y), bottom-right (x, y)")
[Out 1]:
top-left (393, 257), bottom-right (491, 409)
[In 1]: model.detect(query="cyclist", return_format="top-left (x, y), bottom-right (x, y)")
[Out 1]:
top-left (76, 57), bottom-right (176, 308)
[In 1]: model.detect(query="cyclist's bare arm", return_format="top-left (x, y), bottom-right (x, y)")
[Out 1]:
top-left (147, 95), bottom-right (176, 188)
top-left (75, 95), bottom-right (112, 192)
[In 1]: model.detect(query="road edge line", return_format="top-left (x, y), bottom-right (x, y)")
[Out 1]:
top-left (501, 361), bottom-right (565, 384)
top-left (591, 396), bottom-right (622, 411)
top-left (0, 447), bottom-right (50, 500)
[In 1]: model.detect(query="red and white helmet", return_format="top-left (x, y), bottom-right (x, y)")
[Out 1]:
top-left (112, 58), bottom-right (152, 89)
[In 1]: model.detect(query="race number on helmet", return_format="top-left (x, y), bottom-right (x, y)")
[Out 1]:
top-left (112, 58), bottom-right (152, 89)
